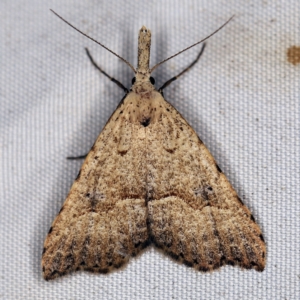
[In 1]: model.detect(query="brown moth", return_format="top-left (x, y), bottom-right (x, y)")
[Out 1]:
top-left (42, 12), bottom-right (266, 280)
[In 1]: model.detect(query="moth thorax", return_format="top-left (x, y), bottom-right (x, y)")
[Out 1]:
top-left (137, 26), bottom-right (151, 73)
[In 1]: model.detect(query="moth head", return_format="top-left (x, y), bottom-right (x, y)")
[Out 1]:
top-left (129, 26), bottom-right (156, 94)
top-left (131, 72), bottom-right (156, 94)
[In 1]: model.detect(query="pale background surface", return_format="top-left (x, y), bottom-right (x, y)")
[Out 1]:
top-left (1, 0), bottom-right (299, 299)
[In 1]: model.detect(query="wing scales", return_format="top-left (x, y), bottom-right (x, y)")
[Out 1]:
top-left (42, 100), bottom-right (149, 280)
top-left (147, 98), bottom-right (266, 271)
top-left (42, 92), bottom-right (266, 280)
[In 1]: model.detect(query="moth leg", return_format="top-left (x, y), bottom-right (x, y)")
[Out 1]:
top-left (159, 43), bottom-right (206, 92)
top-left (67, 154), bottom-right (87, 160)
top-left (85, 48), bottom-right (129, 93)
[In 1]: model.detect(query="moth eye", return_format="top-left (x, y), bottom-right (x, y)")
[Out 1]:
top-left (150, 77), bottom-right (155, 85)
top-left (132, 77), bottom-right (136, 84)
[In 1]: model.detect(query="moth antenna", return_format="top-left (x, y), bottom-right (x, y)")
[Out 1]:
top-left (50, 9), bottom-right (136, 73)
top-left (150, 15), bottom-right (234, 73)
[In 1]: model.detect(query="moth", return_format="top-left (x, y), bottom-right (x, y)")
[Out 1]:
top-left (42, 11), bottom-right (266, 280)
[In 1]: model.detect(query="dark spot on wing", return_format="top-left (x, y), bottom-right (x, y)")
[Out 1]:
top-left (141, 117), bottom-right (151, 127)
top-left (76, 170), bottom-right (81, 180)
top-left (100, 268), bottom-right (109, 274)
top-left (49, 270), bottom-right (59, 280)
top-left (220, 255), bottom-right (226, 263)
top-left (216, 164), bottom-right (222, 173)
top-left (259, 234), bottom-right (265, 242)
top-left (212, 262), bottom-right (221, 269)
top-left (118, 150), bottom-right (128, 156)
top-left (113, 262), bottom-right (123, 269)
top-left (165, 240), bottom-right (173, 248)
top-left (235, 256), bottom-right (242, 262)
top-left (134, 242), bottom-right (142, 248)
top-left (227, 260), bottom-right (235, 266)
top-left (199, 266), bottom-right (209, 272)
top-left (237, 197), bottom-right (244, 205)
top-left (194, 186), bottom-right (214, 201)
top-left (250, 261), bottom-right (259, 267)
top-left (165, 148), bottom-right (175, 153)
top-left (183, 260), bottom-right (193, 267)
top-left (168, 252), bottom-right (179, 261)
top-left (65, 254), bottom-right (75, 268)
top-left (143, 239), bottom-right (151, 248)
top-left (256, 264), bottom-right (265, 272)
top-left (250, 215), bottom-right (256, 222)
top-left (48, 227), bottom-right (53, 234)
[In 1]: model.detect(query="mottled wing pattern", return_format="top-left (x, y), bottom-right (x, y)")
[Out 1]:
top-left (42, 91), bottom-right (266, 280)
top-left (147, 96), bottom-right (266, 272)
top-left (42, 98), bottom-right (149, 280)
